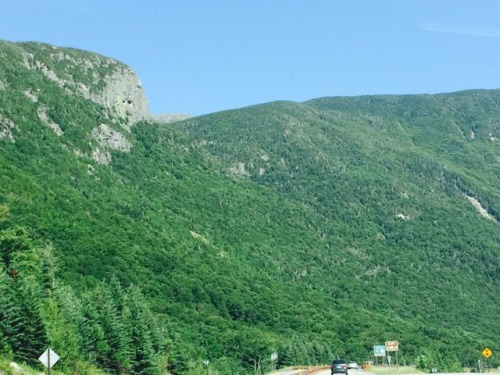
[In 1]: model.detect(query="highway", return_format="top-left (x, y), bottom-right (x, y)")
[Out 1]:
top-left (267, 369), bottom-right (478, 375)
top-left (268, 367), bottom-right (365, 375)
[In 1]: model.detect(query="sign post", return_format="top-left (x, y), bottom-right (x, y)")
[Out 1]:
top-left (385, 341), bottom-right (399, 369)
top-left (39, 348), bottom-right (60, 375)
top-left (482, 348), bottom-right (492, 373)
top-left (374, 345), bottom-right (386, 365)
top-left (271, 352), bottom-right (278, 371)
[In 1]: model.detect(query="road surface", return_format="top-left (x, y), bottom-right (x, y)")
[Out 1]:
top-left (268, 367), bottom-right (366, 375)
top-left (268, 369), bottom-right (478, 375)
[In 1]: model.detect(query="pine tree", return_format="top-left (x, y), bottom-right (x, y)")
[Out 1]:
top-left (0, 266), bottom-right (14, 356)
top-left (82, 283), bottom-right (132, 373)
top-left (80, 294), bottom-right (110, 367)
top-left (1, 271), bottom-right (49, 364)
top-left (40, 295), bottom-right (82, 371)
top-left (0, 224), bottom-right (49, 365)
top-left (125, 285), bottom-right (161, 375)
top-left (53, 284), bottom-right (88, 352)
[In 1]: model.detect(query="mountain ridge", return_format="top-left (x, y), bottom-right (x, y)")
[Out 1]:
top-left (1, 40), bottom-right (499, 374)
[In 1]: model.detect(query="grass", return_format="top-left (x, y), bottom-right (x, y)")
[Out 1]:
top-left (0, 359), bottom-right (40, 375)
top-left (0, 357), bottom-right (110, 375)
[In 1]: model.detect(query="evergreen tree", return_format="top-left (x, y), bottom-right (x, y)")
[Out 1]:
top-left (0, 223), bottom-right (49, 365)
top-left (0, 265), bottom-right (14, 357)
top-left (53, 284), bottom-right (89, 354)
top-left (40, 295), bottom-right (82, 371)
top-left (82, 284), bottom-right (130, 373)
top-left (0, 225), bottom-right (33, 271)
top-left (0, 268), bottom-right (48, 364)
top-left (80, 294), bottom-right (110, 367)
top-left (125, 285), bottom-right (162, 375)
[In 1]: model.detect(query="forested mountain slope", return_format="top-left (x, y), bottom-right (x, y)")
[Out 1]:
top-left (1, 40), bottom-right (499, 374)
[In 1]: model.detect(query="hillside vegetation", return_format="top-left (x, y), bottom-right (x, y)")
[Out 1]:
top-left (0, 40), bottom-right (499, 374)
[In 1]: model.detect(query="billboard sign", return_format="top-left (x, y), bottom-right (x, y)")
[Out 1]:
top-left (374, 345), bottom-right (386, 357)
top-left (385, 341), bottom-right (399, 352)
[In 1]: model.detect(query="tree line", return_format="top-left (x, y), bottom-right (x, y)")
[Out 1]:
top-left (0, 205), bottom-right (169, 375)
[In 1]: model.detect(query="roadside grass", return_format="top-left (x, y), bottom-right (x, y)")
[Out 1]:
top-left (0, 358), bottom-right (108, 375)
top-left (0, 359), bottom-right (41, 375)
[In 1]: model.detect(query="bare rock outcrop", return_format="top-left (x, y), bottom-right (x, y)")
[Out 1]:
top-left (21, 43), bottom-right (149, 131)
top-left (0, 114), bottom-right (16, 142)
top-left (0, 41), bottom-right (152, 165)
top-left (91, 124), bottom-right (132, 164)
top-left (151, 113), bottom-right (193, 124)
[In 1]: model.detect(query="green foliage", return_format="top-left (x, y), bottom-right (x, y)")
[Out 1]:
top-left (415, 354), bottom-right (429, 371)
top-left (0, 228), bottom-right (49, 365)
top-left (1, 40), bottom-right (500, 373)
top-left (0, 220), bottom-right (166, 374)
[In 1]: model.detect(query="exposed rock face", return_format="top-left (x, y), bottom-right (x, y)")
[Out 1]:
top-left (6, 41), bottom-right (152, 164)
top-left (38, 107), bottom-right (64, 136)
top-left (464, 194), bottom-right (498, 222)
top-left (21, 43), bottom-right (149, 131)
top-left (92, 148), bottom-right (112, 165)
top-left (151, 113), bottom-right (193, 124)
top-left (91, 124), bottom-right (132, 153)
top-left (90, 123), bottom-right (133, 165)
top-left (229, 162), bottom-right (251, 177)
top-left (0, 114), bottom-right (16, 142)
top-left (0, 41), bottom-right (158, 165)
top-left (104, 69), bottom-right (149, 130)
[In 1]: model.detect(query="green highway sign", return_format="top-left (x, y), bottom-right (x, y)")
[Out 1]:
top-left (374, 345), bottom-right (386, 357)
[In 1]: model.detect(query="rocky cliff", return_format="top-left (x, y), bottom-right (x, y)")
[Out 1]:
top-left (0, 40), bottom-right (149, 164)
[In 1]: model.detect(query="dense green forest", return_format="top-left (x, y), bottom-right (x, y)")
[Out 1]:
top-left (0, 40), bottom-right (500, 374)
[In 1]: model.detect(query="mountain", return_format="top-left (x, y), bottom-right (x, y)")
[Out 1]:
top-left (0, 40), bottom-right (499, 374)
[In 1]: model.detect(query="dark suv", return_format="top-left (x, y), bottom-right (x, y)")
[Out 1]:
top-left (331, 359), bottom-right (348, 375)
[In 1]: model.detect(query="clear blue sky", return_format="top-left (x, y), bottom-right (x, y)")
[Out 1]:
top-left (2, 1), bottom-right (500, 116)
